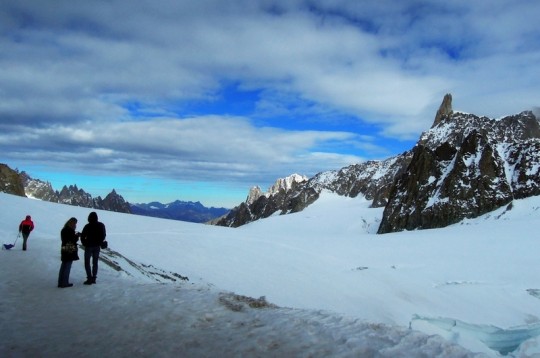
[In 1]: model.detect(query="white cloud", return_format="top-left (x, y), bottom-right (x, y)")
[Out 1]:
top-left (1, 0), bottom-right (539, 197)
top-left (0, 115), bottom-right (362, 183)
top-left (3, 1), bottom-right (537, 125)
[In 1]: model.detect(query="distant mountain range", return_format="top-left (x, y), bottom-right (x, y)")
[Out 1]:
top-left (0, 166), bottom-right (229, 223)
top-left (130, 201), bottom-right (229, 223)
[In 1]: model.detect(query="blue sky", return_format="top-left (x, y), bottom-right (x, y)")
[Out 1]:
top-left (1, 0), bottom-right (539, 208)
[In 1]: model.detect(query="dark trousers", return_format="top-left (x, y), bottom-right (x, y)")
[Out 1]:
top-left (58, 260), bottom-right (73, 286)
top-left (22, 233), bottom-right (30, 250)
top-left (84, 246), bottom-right (100, 280)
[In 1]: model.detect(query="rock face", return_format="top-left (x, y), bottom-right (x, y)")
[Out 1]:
top-left (246, 186), bottom-right (264, 206)
top-left (433, 93), bottom-right (453, 127)
top-left (216, 174), bottom-right (310, 227)
top-left (217, 95), bottom-right (540, 234)
top-left (216, 156), bottom-right (411, 228)
top-left (378, 109), bottom-right (540, 233)
top-left (20, 172), bottom-right (131, 213)
top-left (96, 189), bottom-right (132, 213)
top-left (57, 186), bottom-right (131, 213)
top-left (0, 164), bottom-right (26, 197)
top-left (21, 172), bottom-right (58, 202)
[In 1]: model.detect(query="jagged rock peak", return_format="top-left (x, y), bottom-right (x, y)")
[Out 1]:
top-left (245, 174), bottom-right (307, 205)
top-left (432, 93), bottom-right (453, 128)
top-left (379, 109), bottom-right (540, 234)
top-left (246, 186), bottom-right (263, 205)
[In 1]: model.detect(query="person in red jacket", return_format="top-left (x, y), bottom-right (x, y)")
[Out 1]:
top-left (19, 215), bottom-right (35, 251)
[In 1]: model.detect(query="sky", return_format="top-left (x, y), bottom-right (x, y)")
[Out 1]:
top-left (1, 191), bottom-right (540, 356)
top-left (1, 0), bottom-right (539, 207)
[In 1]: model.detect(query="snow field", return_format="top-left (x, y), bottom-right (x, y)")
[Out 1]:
top-left (1, 192), bottom-right (540, 356)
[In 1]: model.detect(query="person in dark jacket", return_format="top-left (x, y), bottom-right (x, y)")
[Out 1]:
top-left (80, 212), bottom-right (106, 285)
top-left (58, 217), bottom-right (80, 288)
top-left (19, 215), bottom-right (35, 251)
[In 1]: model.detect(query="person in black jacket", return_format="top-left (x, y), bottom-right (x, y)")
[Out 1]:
top-left (58, 217), bottom-right (80, 288)
top-left (80, 212), bottom-right (106, 285)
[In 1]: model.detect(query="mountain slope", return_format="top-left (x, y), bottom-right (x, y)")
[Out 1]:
top-left (379, 106), bottom-right (540, 233)
top-left (0, 163), bottom-right (25, 196)
top-left (217, 94), bottom-right (540, 234)
top-left (215, 156), bottom-right (411, 228)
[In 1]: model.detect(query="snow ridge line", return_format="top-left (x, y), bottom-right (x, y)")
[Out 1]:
top-left (97, 246), bottom-right (189, 283)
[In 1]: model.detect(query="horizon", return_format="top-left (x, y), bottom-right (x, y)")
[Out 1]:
top-left (1, 1), bottom-right (539, 207)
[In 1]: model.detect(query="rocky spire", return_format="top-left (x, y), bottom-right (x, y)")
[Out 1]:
top-left (246, 186), bottom-right (263, 205)
top-left (432, 93), bottom-right (453, 128)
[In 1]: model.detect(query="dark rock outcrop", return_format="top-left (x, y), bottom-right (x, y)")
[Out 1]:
top-left (216, 152), bottom-right (412, 227)
top-left (20, 172), bottom-right (58, 201)
top-left (216, 178), bottom-right (313, 227)
top-left (378, 110), bottom-right (540, 233)
top-left (0, 164), bottom-right (26, 197)
top-left (96, 189), bottom-right (132, 213)
top-left (20, 171), bottom-right (132, 214)
top-left (432, 93), bottom-right (453, 127)
top-left (55, 186), bottom-right (131, 213)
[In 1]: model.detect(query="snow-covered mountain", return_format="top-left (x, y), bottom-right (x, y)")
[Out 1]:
top-left (217, 94), bottom-right (540, 233)
top-left (379, 96), bottom-right (540, 233)
top-left (246, 173), bottom-right (308, 205)
top-left (1, 191), bottom-right (539, 356)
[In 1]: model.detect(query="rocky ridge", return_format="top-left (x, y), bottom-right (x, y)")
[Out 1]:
top-left (246, 174), bottom-right (308, 205)
top-left (215, 156), bottom-right (411, 228)
top-left (0, 164), bottom-right (26, 197)
top-left (217, 94), bottom-right (540, 233)
top-left (17, 171), bottom-right (131, 213)
top-left (378, 100), bottom-right (540, 233)
top-left (1, 168), bottom-right (226, 221)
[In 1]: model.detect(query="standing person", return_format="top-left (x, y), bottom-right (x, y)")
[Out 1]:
top-left (58, 217), bottom-right (80, 288)
top-left (18, 215), bottom-right (34, 251)
top-left (80, 212), bottom-right (106, 285)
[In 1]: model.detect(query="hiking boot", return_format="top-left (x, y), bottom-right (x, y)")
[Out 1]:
top-left (83, 279), bottom-right (93, 285)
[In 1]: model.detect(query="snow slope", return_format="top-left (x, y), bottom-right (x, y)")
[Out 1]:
top-left (1, 191), bottom-right (540, 357)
